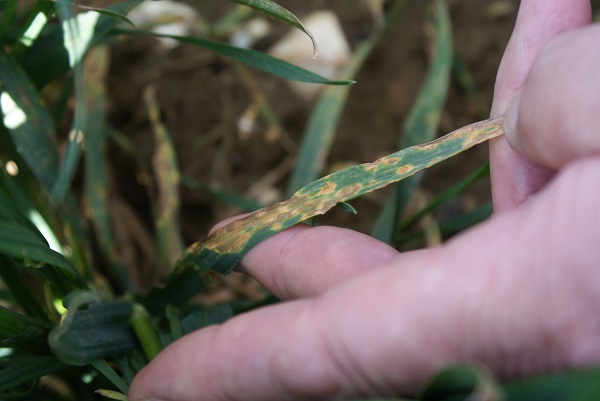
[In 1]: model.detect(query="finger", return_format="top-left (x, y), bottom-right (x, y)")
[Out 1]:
top-left (239, 224), bottom-right (399, 299)
top-left (503, 25), bottom-right (600, 169)
top-left (209, 216), bottom-right (398, 299)
top-left (130, 158), bottom-right (600, 401)
top-left (489, 0), bottom-right (591, 210)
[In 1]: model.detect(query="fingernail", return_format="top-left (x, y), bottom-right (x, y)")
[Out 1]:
top-left (503, 90), bottom-right (522, 138)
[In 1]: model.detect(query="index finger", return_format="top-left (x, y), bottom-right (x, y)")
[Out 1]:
top-left (239, 224), bottom-right (399, 299)
top-left (489, 0), bottom-right (591, 210)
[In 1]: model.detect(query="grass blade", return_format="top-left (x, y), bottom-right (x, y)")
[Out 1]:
top-left (0, 355), bottom-right (67, 393)
top-left (16, 0), bottom-right (141, 88)
top-left (0, 303), bottom-right (49, 353)
top-left (50, 0), bottom-right (90, 203)
top-left (396, 163), bottom-right (489, 235)
top-left (0, 0), bottom-right (18, 40)
top-left (0, 47), bottom-right (59, 191)
top-left (372, 0), bottom-right (453, 243)
top-left (130, 304), bottom-right (162, 362)
top-left (10, 1), bottom-right (55, 59)
top-left (231, 0), bottom-right (318, 58)
top-left (286, 0), bottom-right (409, 195)
top-left (92, 359), bottom-right (130, 395)
top-left (176, 117), bottom-right (504, 276)
top-left (116, 28), bottom-right (354, 85)
top-left (0, 221), bottom-right (78, 279)
top-left (0, 255), bottom-right (51, 323)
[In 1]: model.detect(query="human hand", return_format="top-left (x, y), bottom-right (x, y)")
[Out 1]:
top-left (130, 1), bottom-right (599, 400)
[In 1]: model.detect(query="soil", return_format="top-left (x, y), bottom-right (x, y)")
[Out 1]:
top-left (100, 0), bottom-right (598, 296)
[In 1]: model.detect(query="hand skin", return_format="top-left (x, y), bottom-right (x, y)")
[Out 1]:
top-left (130, 2), bottom-right (600, 400)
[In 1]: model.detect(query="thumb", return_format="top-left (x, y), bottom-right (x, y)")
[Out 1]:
top-left (503, 25), bottom-right (600, 170)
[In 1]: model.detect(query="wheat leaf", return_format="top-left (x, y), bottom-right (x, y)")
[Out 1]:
top-left (176, 117), bottom-right (504, 276)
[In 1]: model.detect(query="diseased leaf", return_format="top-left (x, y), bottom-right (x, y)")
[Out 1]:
top-left (231, 0), bottom-right (318, 58)
top-left (145, 86), bottom-right (184, 268)
top-left (84, 45), bottom-right (135, 291)
top-left (176, 118), bottom-right (504, 277)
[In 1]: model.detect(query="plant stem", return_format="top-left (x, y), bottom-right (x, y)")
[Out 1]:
top-left (131, 304), bottom-right (163, 362)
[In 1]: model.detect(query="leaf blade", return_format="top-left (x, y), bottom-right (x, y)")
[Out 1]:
top-left (0, 221), bottom-right (78, 278)
top-left (116, 28), bottom-right (354, 85)
top-left (177, 118), bottom-right (504, 276)
top-left (231, 0), bottom-right (318, 58)
top-left (0, 47), bottom-right (59, 191)
top-left (0, 355), bottom-right (67, 393)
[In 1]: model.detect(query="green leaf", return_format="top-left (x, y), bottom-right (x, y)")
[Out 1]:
top-left (372, 0), bottom-right (453, 243)
top-left (0, 221), bottom-right (78, 278)
top-left (49, 0), bottom-right (93, 203)
top-left (0, 0), bottom-right (18, 40)
top-left (0, 47), bottom-right (59, 191)
top-left (130, 304), bottom-right (162, 362)
top-left (0, 355), bottom-right (67, 393)
top-left (439, 203), bottom-right (491, 237)
top-left (396, 163), bottom-right (490, 235)
top-left (52, 0), bottom-right (141, 203)
top-left (0, 306), bottom-right (36, 339)
top-left (0, 255), bottom-right (52, 323)
top-left (74, 4), bottom-right (136, 28)
top-left (180, 304), bottom-right (234, 335)
top-left (182, 175), bottom-right (262, 212)
top-left (92, 359), bottom-right (130, 395)
top-left (141, 267), bottom-right (209, 313)
top-left (0, 172), bottom-right (46, 242)
top-left (17, 0), bottom-right (142, 88)
top-left (176, 118), bottom-right (504, 277)
top-left (49, 295), bottom-right (137, 366)
top-left (231, 0), bottom-right (318, 58)
top-left (10, 1), bottom-right (55, 59)
top-left (504, 366), bottom-right (600, 401)
top-left (117, 28), bottom-right (354, 85)
top-left (286, 0), bottom-right (409, 195)
top-left (419, 364), bottom-right (501, 401)
top-left (0, 304), bottom-right (48, 353)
